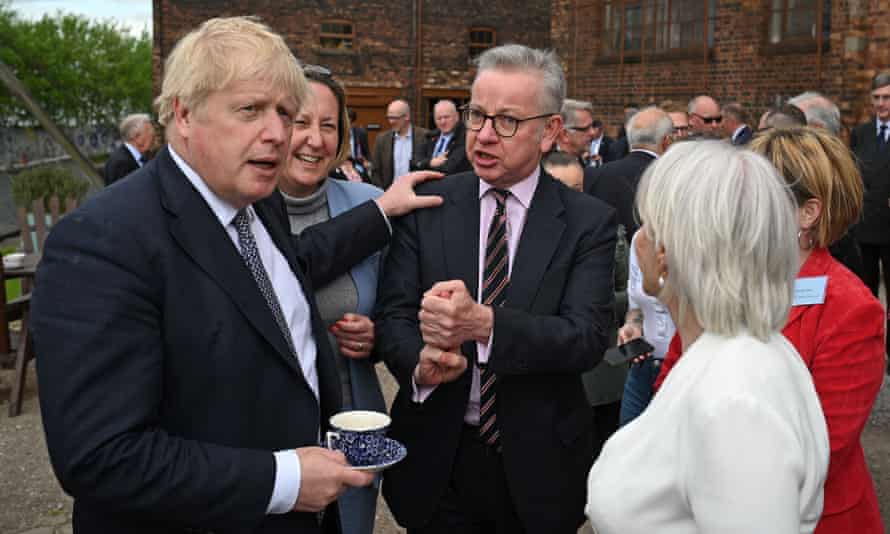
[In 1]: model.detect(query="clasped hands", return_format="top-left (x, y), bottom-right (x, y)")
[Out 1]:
top-left (414, 280), bottom-right (493, 387)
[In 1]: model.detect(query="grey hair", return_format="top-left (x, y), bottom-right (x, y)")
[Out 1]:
top-left (474, 44), bottom-right (566, 114)
top-left (626, 107), bottom-right (674, 148)
top-left (635, 140), bottom-right (798, 341)
top-left (119, 113), bottom-right (152, 141)
top-left (561, 99), bottom-right (594, 127)
top-left (872, 72), bottom-right (890, 90)
top-left (687, 95), bottom-right (718, 115)
top-left (788, 92), bottom-right (841, 135)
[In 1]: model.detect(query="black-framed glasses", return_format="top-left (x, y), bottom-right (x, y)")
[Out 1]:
top-left (691, 112), bottom-right (722, 125)
top-left (461, 106), bottom-right (557, 138)
top-left (303, 64), bottom-right (332, 76)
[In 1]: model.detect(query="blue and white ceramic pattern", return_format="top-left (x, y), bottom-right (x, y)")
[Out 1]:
top-left (349, 437), bottom-right (407, 472)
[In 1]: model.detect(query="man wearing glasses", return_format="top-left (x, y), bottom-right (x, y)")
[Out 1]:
top-left (687, 95), bottom-right (723, 136)
top-left (556, 98), bottom-right (599, 166)
top-left (376, 44), bottom-right (617, 533)
top-left (371, 99), bottom-right (429, 189)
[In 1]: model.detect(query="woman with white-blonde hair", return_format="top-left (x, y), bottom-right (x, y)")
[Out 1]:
top-left (585, 140), bottom-right (830, 533)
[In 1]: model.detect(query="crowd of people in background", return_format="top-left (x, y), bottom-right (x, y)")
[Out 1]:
top-left (42, 14), bottom-right (889, 534)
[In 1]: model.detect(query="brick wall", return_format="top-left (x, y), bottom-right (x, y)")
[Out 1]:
top-left (153, 0), bottom-right (550, 129)
top-left (553, 0), bottom-right (890, 136)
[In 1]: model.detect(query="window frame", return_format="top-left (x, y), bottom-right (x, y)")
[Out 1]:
top-left (468, 27), bottom-right (497, 59)
top-left (761, 0), bottom-right (829, 54)
top-left (319, 19), bottom-right (355, 51)
top-left (597, 0), bottom-right (715, 63)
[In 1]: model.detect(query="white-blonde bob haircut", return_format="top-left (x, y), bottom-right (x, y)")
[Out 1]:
top-left (635, 140), bottom-right (798, 341)
top-left (155, 16), bottom-right (307, 127)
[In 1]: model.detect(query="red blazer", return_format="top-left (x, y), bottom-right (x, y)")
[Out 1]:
top-left (654, 248), bottom-right (885, 534)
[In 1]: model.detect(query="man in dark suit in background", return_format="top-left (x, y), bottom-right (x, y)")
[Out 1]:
top-left (585, 106), bottom-right (673, 238)
top-left (371, 99), bottom-right (429, 189)
top-left (376, 44), bottom-right (617, 533)
top-left (32, 17), bottom-right (440, 534)
top-left (588, 119), bottom-right (615, 167)
top-left (103, 113), bottom-right (155, 186)
top-left (851, 71), bottom-right (890, 361)
top-left (347, 108), bottom-right (370, 167)
top-left (556, 98), bottom-right (597, 166)
top-left (722, 102), bottom-right (753, 145)
top-left (413, 99), bottom-right (472, 175)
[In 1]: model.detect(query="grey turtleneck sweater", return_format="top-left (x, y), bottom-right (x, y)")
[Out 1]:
top-left (281, 181), bottom-right (358, 409)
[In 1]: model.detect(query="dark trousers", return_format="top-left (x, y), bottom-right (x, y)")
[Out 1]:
top-left (859, 242), bottom-right (890, 360)
top-left (408, 425), bottom-right (526, 534)
top-left (591, 401), bottom-right (621, 461)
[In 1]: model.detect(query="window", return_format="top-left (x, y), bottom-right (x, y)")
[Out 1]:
top-left (469, 27), bottom-right (496, 58)
top-left (766, 0), bottom-right (830, 46)
top-left (320, 20), bottom-right (354, 50)
top-left (601, 0), bottom-right (716, 59)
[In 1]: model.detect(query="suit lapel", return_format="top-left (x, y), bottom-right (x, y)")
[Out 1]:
top-left (444, 176), bottom-right (481, 301)
top-left (157, 149), bottom-right (306, 379)
top-left (508, 172), bottom-right (565, 311)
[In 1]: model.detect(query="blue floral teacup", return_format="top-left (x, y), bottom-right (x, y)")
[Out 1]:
top-left (325, 410), bottom-right (391, 466)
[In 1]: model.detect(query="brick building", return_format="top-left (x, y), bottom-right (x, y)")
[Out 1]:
top-left (153, 0), bottom-right (550, 148)
top-left (551, 0), bottom-right (890, 135)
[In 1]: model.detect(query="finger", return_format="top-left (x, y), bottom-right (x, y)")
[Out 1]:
top-left (335, 319), bottom-right (372, 334)
top-left (340, 346), bottom-right (370, 359)
top-left (410, 195), bottom-right (444, 209)
top-left (318, 448), bottom-right (349, 464)
top-left (437, 351), bottom-right (467, 370)
top-left (426, 280), bottom-right (466, 297)
top-left (342, 469), bottom-right (376, 488)
top-left (404, 170), bottom-right (445, 185)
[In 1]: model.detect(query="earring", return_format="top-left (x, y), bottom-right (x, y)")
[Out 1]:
top-left (658, 275), bottom-right (665, 289)
top-left (798, 229), bottom-right (814, 250)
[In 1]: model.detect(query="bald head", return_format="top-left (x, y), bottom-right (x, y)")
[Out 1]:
top-left (627, 106), bottom-right (674, 154)
top-left (434, 99), bottom-right (459, 135)
top-left (386, 99), bottom-right (412, 135)
top-left (688, 95), bottom-right (722, 135)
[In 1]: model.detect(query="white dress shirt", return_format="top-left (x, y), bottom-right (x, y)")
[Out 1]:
top-left (125, 142), bottom-right (146, 167)
top-left (587, 332), bottom-right (829, 534)
top-left (393, 126), bottom-right (413, 182)
top-left (877, 118), bottom-right (890, 142)
top-left (626, 232), bottom-right (675, 359)
top-left (169, 145), bottom-right (312, 515)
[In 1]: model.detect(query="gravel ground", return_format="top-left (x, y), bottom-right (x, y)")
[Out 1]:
top-left (3, 362), bottom-right (889, 534)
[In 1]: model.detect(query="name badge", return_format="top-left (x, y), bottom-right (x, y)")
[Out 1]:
top-left (793, 276), bottom-right (828, 306)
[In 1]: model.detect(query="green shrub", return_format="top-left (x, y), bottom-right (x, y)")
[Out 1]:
top-left (10, 166), bottom-right (89, 209)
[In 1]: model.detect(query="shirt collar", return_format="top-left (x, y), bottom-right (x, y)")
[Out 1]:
top-left (630, 148), bottom-right (659, 159)
top-left (395, 126), bottom-right (413, 140)
top-left (478, 165), bottom-right (540, 209)
top-left (168, 144), bottom-right (252, 227)
top-left (877, 118), bottom-right (890, 132)
top-left (124, 142), bottom-right (143, 163)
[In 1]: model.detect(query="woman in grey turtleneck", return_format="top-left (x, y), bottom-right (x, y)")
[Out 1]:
top-left (278, 66), bottom-right (387, 534)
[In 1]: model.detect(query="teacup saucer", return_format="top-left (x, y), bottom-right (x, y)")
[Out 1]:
top-left (349, 437), bottom-right (407, 473)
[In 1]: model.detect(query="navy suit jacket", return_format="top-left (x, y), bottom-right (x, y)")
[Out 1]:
top-left (103, 143), bottom-right (140, 186)
top-left (375, 170), bottom-right (616, 532)
top-left (851, 119), bottom-right (890, 244)
top-left (32, 147), bottom-right (390, 534)
top-left (412, 123), bottom-right (472, 176)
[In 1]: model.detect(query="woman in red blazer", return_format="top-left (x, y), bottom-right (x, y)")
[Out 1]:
top-left (655, 127), bottom-right (885, 534)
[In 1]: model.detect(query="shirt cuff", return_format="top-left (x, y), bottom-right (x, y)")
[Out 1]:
top-left (411, 377), bottom-right (437, 403)
top-left (267, 450), bottom-right (302, 514)
top-left (372, 200), bottom-right (393, 235)
top-left (477, 329), bottom-right (494, 365)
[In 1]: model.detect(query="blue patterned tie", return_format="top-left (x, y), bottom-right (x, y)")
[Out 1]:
top-left (233, 209), bottom-right (298, 359)
top-left (433, 135), bottom-right (447, 157)
top-left (479, 189), bottom-right (509, 449)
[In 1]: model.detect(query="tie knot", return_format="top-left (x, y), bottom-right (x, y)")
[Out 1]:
top-left (233, 208), bottom-right (251, 231)
top-left (491, 188), bottom-right (509, 206)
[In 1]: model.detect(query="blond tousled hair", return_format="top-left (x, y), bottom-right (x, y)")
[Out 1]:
top-left (749, 126), bottom-right (863, 248)
top-left (155, 16), bottom-right (307, 127)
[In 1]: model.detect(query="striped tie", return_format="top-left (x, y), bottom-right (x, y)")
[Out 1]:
top-left (479, 188), bottom-right (509, 448)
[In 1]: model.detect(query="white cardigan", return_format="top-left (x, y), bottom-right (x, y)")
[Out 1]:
top-left (586, 332), bottom-right (829, 534)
